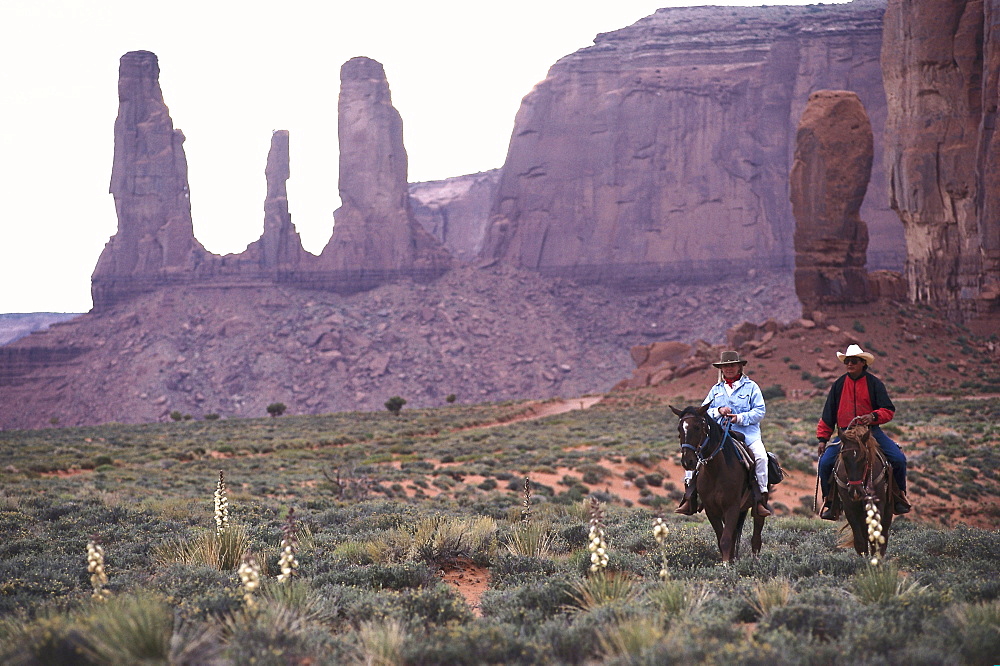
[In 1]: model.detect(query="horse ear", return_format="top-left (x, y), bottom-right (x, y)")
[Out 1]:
top-left (669, 405), bottom-right (684, 417)
top-left (697, 404), bottom-right (710, 417)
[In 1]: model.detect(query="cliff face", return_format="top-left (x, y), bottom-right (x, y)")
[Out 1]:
top-left (410, 170), bottom-right (500, 262)
top-left (882, 0), bottom-right (1000, 315)
top-left (791, 90), bottom-right (874, 309)
top-left (479, 1), bottom-right (898, 287)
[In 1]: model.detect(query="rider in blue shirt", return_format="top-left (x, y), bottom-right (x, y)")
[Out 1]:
top-left (676, 350), bottom-right (773, 517)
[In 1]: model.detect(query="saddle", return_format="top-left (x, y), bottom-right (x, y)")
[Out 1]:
top-left (725, 430), bottom-right (784, 486)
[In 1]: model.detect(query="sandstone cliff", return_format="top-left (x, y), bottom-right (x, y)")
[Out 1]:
top-left (410, 170), bottom-right (500, 262)
top-left (316, 57), bottom-right (451, 289)
top-left (791, 90), bottom-right (874, 309)
top-left (479, 1), bottom-right (899, 287)
top-left (882, 0), bottom-right (1000, 315)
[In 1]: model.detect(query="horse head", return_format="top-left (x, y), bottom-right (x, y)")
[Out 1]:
top-left (670, 404), bottom-right (711, 471)
top-left (838, 422), bottom-right (876, 501)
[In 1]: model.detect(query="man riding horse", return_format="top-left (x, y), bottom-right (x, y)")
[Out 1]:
top-left (816, 344), bottom-right (911, 520)
top-left (676, 350), bottom-right (773, 518)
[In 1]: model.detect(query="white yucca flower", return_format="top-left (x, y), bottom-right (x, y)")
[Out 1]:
top-left (87, 538), bottom-right (111, 600)
top-left (276, 508), bottom-right (300, 583)
top-left (214, 470), bottom-right (229, 535)
top-left (588, 498), bottom-right (609, 573)
top-left (238, 552), bottom-right (261, 607)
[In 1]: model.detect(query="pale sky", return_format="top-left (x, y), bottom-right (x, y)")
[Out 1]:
top-left (0, 0), bottom-right (847, 314)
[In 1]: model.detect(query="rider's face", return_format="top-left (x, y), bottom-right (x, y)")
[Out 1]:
top-left (844, 357), bottom-right (865, 378)
top-left (720, 364), bottom-right (742, 382)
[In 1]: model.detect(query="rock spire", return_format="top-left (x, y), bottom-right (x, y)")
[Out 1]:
top-left (92, 50), bottom-right (208, 309)
top-left (318, 57), bottom-right (450, 288)
top-left (790, 90), bottom-right (874, 309)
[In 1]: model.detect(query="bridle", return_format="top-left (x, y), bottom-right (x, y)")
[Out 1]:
top-left (836, 418), bottom-right (886, 500)
top-left (678, 412), bottom-right (730, 471)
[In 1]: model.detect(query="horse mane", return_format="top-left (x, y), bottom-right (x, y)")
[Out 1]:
top-left (841, 424), bottom-right (877, 458)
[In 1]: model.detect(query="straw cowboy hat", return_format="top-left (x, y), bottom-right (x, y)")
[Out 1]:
top-left (712, 350), bottom-right (748, 368)
top-left (836, 344), bottom-right (875, 365)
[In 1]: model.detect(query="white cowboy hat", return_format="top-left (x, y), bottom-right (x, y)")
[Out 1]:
top-left (836, 344), bottom-right (875, 365)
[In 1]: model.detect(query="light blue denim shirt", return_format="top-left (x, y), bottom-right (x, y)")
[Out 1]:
top-left (701, 374), bottom-right (766, 444)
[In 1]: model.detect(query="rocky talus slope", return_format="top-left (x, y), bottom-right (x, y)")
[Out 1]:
top-left (0, 266), bottom-right (798, 429)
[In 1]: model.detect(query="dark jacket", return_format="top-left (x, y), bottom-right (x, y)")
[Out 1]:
top-left (817, 369), bottom-right (895, 441)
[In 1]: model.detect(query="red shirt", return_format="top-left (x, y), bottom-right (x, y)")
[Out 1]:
top-left (816, 373), bottom-right (895, 440)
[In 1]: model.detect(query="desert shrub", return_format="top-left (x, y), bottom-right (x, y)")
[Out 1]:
top-left (949, 600), bottom-right (1000, 664)
top-left (312, 562), bottom-right (436, 591)
top-left (384, 396), bottom-right (407, 415)
top-left (479, 575), bottom-right (576, 624)
top-left (408, 621), bottom-right (538, 664)
top-left (399, 583), bottom-right (474, 624)
top-left (266, 403), bottom-right (287, 418)
top-left (148, 563), bottom-right (242, 620)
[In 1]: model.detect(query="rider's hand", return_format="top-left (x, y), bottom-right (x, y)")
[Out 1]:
top-left (857, 413), bottom-right (875, 426)
top-left (817, 439), bottom-right (828, 456)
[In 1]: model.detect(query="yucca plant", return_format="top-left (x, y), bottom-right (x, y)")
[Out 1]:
top-left (598, 615), bottom-right (667, 659)
top-left (645, 580), bottom-right (714, 618)
top-left (155, 523), bottom-right (266, 573)
top-left (503, 520), bottom-right (554, 558)
top-left (745, 577), bottom-right (794, 618)
top-left (567, 571), bottom-right (640, 612)
top-left (409, 515), bottom-right (497, 564)
top-left (948, 599), bottom-right (1000, 664)
top-left (79, 592), bottom-right (173, 664)
top-left (853, 561), bottom-right (924, 603)
top-left (356, 617), bottom-right (408, 666)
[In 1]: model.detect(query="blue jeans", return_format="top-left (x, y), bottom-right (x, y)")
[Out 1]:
top-left (819, 426), bottom-right (906, 498)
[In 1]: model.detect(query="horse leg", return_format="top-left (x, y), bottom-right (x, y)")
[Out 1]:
top-left (751, 513), bottom-right (764, 555)
top-left (719, 507), bottom-right (743, 562)
top-left (707, 512), bottom-right (728, 562)
top-left (732, 509), bottom-right (749, 560)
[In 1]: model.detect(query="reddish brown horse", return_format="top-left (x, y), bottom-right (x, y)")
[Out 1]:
top-left (671, 405), bottom-right (765, 562)
top-left (836, 422), bottom-right (893, 557)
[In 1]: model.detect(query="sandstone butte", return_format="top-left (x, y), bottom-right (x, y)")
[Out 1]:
top-left (2, 0), bottom-right (1000, 429)
top-left (478, 0), bottom-right (899, 289)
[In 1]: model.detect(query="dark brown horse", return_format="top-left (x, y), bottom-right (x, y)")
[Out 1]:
top-left (835, 421), bottom-right (893, 557)
top-left (671, 405), bottom-right (764, 563)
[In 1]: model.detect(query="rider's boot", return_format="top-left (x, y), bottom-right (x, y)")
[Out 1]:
top-left (675, 481), bottom-right (698, 515)
top-left (893, 490), bottom-right (912, 515)
top-left (755, 490), bottom-right (773, 518)
top-left (819, 492), bottom-right (840, 520)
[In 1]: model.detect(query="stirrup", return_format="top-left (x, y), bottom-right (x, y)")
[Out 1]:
top-left (819, 502), bottom-right (838, 521)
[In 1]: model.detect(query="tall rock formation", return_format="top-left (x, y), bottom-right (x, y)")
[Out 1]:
top-left (241, 130), bottom-right (309, 270)
top-left (318, 57), bottom-right (450, 289)
top-left (791, 90), bottom-right (874, 309)
top-left (92, 51), bottom-right (211, 310)
top-left (882, 0), bottom-right (1000, 315)
top-left (479, 1), bottom-right (897, 288)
